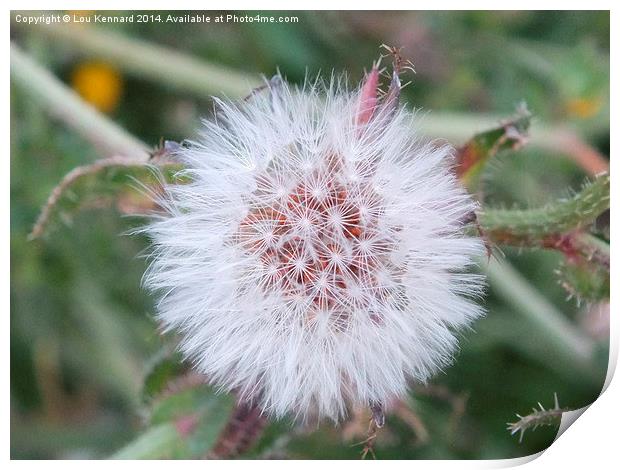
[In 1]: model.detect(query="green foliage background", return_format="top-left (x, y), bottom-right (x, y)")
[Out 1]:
top-left (11, 10), bottom-right (610, 459)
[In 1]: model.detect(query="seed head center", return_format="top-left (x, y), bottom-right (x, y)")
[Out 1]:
top-left (238, 158), bottom-right (393, 326)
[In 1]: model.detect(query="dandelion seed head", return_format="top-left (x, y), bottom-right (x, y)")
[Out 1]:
top-left (145, 68), bottom-right (485, 422)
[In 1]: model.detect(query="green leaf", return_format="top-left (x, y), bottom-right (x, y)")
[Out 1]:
top-left (141, 348), bottom-right (185, 404)
top-left (30, 156), bottom-right (183, 239)
top-left (112, 384), bottom-right (235, 459)
top-left (456, 105), bottom-right (531, 190)
top-left (111, 423), bottom-right (181, 459)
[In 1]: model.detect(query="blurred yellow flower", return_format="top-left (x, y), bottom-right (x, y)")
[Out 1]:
top-left (565, 96), bottom-right (602, 119)
top-left (71, 62), bottom-right (123, 113)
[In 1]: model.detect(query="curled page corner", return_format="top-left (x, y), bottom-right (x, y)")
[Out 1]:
top-left (555, 406), bottom-right (589, 441)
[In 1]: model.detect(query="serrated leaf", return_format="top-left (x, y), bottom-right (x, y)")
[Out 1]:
top-left (30, 156), bottom-right (183, 239)
top-left (456, 105), bottom-right (531, 190)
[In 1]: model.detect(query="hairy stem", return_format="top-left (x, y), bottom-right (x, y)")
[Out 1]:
top-left (478, 173), bottom-right (609, 247)
top-left (207, 401), bottom-right (267, 459)
top-left (28, 155), bottom-right (154, 240)
top-left (507, 394), bottom-right (566, 442)
top-left (11, 42), bottom-right (149, 159)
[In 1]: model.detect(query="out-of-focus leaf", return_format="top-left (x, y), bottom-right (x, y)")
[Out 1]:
top-left (111, 423), bottom-right (180, 459)
top-left (150, 385), bottom-right (222, 424)
top-left (112, 384), bottom-right (235, 459)
top-left (456, 105), bottom-right (531, 190)
top-left (554, 42), bottom-right (608, 120)
top-left (30, 156), bottom-right (183, 240)
top-left (141, 348), bottom-right (185, 404)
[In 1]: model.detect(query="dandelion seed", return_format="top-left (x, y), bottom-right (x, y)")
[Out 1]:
top-left (144, 64), bottom-right (485, 422)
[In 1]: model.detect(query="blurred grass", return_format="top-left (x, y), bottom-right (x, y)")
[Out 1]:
top-left (10, 10), bottom-right (609, 459)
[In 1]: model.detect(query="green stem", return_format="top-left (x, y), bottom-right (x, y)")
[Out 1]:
top-left (478, 173), bottom-right (610, 245)
top-left (484, 261), bottom-right (597, 382)
top-left (569, 232), bottom-right (610, 271)
top-left (577, 232), bottom-right (610, 259)
top-left (22, 23), bottom-right (261, 99)
top-left (11, 42), bottom-right (149, 159)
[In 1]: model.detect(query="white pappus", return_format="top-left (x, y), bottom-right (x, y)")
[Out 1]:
top-left (144, 64), bottom-right (485, 423)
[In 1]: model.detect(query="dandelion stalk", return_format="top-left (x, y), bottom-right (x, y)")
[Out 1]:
top-left (10, 42), bottom-right (149, 159)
